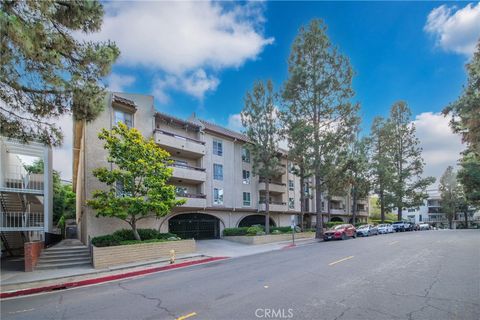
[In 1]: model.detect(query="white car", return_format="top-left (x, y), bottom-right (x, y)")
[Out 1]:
top-left (418, 223), bottom-right (430, 230)
top-left (377, 224), bottom-right (394, 234)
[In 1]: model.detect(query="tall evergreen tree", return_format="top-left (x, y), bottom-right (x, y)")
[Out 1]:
top-left (444, 41), bottom-right (480, 206)
top-left (344, 136), bottom-right (371, 225)
top-left (369, 116), bottom-right (394, 222)
top-left (387, 101), bottom-right (435, 221)
top-left (439, 166), bottom-right (462, 229)
top-left (0, 1), bottom-right (119, 146)
top-left (280, 116), bottom-right (313, 231)
top-left (283, 20), bottom-right (359, 238)
top-left (242, 80), bottom-right (282, 234)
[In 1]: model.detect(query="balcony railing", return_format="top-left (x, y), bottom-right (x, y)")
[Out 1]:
top-left (177, 193), bottom-right (206, 199)
top-left (2, 166), bottom-right (44, 193)
top-left (259, 178), bottom-right (286, 186)
top-left (0, 212), bottom-right (44, 231)
top-left (171, 162), bottom-right (206, 171)
top-left (155, 129), bottom-right (205, 145)
top-left (259, 200), bottom-right (286, 206)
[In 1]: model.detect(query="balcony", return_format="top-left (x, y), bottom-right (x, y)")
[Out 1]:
top-left (155, 129), bottom-right (205, 158)
top-left (258, 180), bottom-right (286, 194)
top-left (171, 163), bottom-right (206, 183)
top-left (330, 208), bottom-right (346, 215)
top-left (1, 166), bottom-right (44, 194)
top-left (259, 201), bottom-right (287, 212)
top-left (0, 212), bottom-right (44, 231)
top-left (177, 193), bottom-right (207, 208)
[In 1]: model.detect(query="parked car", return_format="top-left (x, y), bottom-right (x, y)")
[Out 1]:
top-left (377, 223), bottom-right (394, 234)
top-left (323, 224), bottom-right (356, 241)
top-left (356, 224), bottom-right (378, 237)
top-left (418, 223), bottom-right (430, 231)
top-left (392, 221), bottom-right (411, 232)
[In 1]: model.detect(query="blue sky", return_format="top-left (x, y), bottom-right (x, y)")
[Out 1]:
top-left (55, 1), bottom-right (479, 180)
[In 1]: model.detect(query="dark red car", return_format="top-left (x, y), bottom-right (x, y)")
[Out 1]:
top-left (323, 224), bottom-right (357, 241)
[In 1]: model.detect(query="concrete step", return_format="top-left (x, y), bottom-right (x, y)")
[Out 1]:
top-left (35, 261), bottom-right (92, 270)
top-left (38, 256), bottom-right (91, 264)
top-left (39, 252), bottom-right (90, 259)
top-left (46, 246), bottom-right (89, 252)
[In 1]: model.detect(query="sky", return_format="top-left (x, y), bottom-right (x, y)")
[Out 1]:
top-left (53, 1), bottom-right (480, 183)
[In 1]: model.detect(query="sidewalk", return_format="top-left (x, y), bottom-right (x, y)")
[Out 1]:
top-left (0, 236), bottom-right (319, 298)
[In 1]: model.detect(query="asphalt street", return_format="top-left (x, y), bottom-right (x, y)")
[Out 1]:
top-left (1, 230), bottom-right (479, 320)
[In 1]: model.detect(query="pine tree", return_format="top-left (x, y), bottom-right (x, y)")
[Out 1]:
top-left (283, 20), bottom-right (359, 238)
top-left (0, 1), bottom-right (119, 146)
top-left (386, 101), bottom-right (435, 221)
top-left (369, 116), bottom-right (395, 222)
top-left (439, 166), bottom-right (462, 229)
top-left (242, 80), bottom-right (282, 234)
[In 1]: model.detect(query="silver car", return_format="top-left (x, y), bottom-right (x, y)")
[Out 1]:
top-left (377, 224), bottom-right (394, 234)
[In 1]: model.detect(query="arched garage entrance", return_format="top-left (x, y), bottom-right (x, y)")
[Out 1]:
top-left (238, 215), bottom-right (276, 228)
top-left (169, 213), bottom-right (220, 240)
top-left (330, 216), bottom-right (343, 223)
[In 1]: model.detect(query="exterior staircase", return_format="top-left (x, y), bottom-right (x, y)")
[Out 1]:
top-left (36, 239), bottom-right (91, 270)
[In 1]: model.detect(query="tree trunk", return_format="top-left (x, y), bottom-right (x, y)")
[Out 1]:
top-left (448, 217), bottom-right (453, 229)
top-left (464, 210), bottom-right (469, 229)
top-left (380, 189), bottom-right (385, 223)
top-left (351, 187), bottom-right (357, 225)
top-left (315, 174), bottom-right (323, 238)
top-left (327, 196), bottom-right (331, 222)
top-left (397, 206), bottom-right (402, 222)
top-left (299, 171), bottom-right (305, 231)
top-left (130, 218), bottom-right (141, 241)
top-left (265, 180), bottom-right (270, 234)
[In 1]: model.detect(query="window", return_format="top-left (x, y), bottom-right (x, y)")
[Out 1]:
top-left (174, 160), bottom-right (188, 168)
top-left (175, 186), bottom-right (187, 197)
top-left (213, 164), bottom-right (223, 180)
top-left (242, 170), bottom-right (250, 184)
top-left (288, 180), bottom-right (294, 191)
top-left (419, 215), bottom-right (422, 222)
top-left (243, 192), bottom-right (251, 206)
top-left (116, 181), bottom-right (125, 197)
top-left (288, 162), bottom-right (294, 173)
top-left (289, 197), bottom-right (295, 209)
top-left (213, 188), bottom-right (224, 205)
top-left (114, 110), bottom-right (133, 128)
top-left (213, 139), bottom-right (223, 156)
top-left (242, 147), bottom-right (250, 163)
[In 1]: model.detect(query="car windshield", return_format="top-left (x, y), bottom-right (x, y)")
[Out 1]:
top-left (358, 225), bottom-right (368, 229)
top-left (333, 224), bottom-right (347, 230)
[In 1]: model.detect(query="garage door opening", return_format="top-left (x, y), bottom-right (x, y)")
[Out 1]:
top-left (168, 213), bottom-right (220, 240)
top-left (238, 215), bottom-right (276, 228)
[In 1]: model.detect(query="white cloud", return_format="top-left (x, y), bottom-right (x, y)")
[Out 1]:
top-left (106, 73), bottom-right (135, 92)
top-left (424, 2), bottom-right (480, 56)
top-left (52, 114), bottom-right (73, 181)
top-left (87, 1), bottom-right (273, 101)
top-left (413, 112), bottom-right (465, 183)
top-left (227, 113), bottom-right (243, 132)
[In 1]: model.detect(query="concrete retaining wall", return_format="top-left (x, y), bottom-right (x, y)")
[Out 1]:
top-left (92, 240), bottom-right (196, 269)
top-left (224, 232), bottom-right (314, 245)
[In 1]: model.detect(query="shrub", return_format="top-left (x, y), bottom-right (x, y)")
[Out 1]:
top-left (326, 221), bottom-right (344, 228)
top-left (271, 226), bottom-right (291, 233)
top-left (92, 229), bottom-right (178, 247)
top-left (223, 227), bottom-right (249, 236)
top-left (247, 225), bottom-right (264, 236)
top-left (272, 229), bottom-right (281, 234)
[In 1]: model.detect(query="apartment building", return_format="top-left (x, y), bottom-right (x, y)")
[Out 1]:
top-left (73, 92), bottom-right (368, 243)
top-left (401, 189), bottom-right (480, 228)
top-left (0, 137), bottom-right (53, 255)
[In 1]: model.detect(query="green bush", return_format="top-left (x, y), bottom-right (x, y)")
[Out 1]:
top-left (247, 225), bottom-right (264, 236)
top-left (223, 227), bottom-right (249, 236)
top-left (369, 219), bottom-right (394, 225)
top-left (92, 229), bottom-right (178, 247)
top-left (271, 226), bottom-right (291, 233)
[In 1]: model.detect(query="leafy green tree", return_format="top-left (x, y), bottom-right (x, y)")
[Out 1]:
top-left (0, 0), bottom-right (119, 146)
top-left (386, 102), bottom-right (435, 221)
top-left (344, 136), bottom-right (371, 225)
top-left (283, 19), bottom-right (359, 238)
top-left (439, 166), bottom-right (463, 229)
top-left (321, 149), bottom-right (349, 222)
top-left (369, 116), bottom-right (395, 222)
top-left (87, 123), bottom-right (185, 241)
top-left (444, 41), bottom-right (480, 206)
top-left (24, 159), bottom-right (75, 224)
top-left (242, 80), bottom-right (282, 234)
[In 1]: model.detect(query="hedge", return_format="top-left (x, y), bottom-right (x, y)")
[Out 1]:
top-left (223, 225), bottom-right (301, 237)
top-left (369, 219), bottom-right (395, 225)
top-left (92, 229), bottom-right (178, 247)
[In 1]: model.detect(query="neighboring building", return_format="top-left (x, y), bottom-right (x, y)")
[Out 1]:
top-left (73, 92), bottom-right (368, 243)
top-left (401, 189), bottom-right (479, 228)
top-left (0, 137), bottom-right (53, 256)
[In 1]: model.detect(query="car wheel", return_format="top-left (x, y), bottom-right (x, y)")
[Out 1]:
top-left (353, 232), bottom-right (356, 239)
top-left (342, 233), bottom-right (347, 240)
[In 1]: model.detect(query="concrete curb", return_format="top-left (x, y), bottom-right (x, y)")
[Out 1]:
top-left (0, 256), bottom-right (229, 299)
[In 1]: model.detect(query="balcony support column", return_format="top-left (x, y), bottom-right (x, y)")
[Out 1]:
top-left (43, 147), bottom-right (53, 233)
